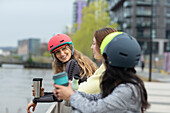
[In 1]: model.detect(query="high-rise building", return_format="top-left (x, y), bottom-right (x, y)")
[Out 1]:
top-left (109, 0), bottom-right (170, 55)
top-left (18, 38), bottom-right (40, 56)
top-left (73, 0), bottom-right (87, 30)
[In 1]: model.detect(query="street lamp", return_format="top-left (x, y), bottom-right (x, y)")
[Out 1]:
top-left (149, 0), bottom-right (153, 82)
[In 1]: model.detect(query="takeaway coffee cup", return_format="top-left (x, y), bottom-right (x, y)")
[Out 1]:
top-left (53, 72), bottom-right (69, 86)
top-left (33, 78), bottom-right (43, 98)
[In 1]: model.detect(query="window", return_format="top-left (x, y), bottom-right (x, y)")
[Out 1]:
top-left (152, 42), bottom-right (158, 54)
top-left (166, 0), bottom-right (170, 6)
top-left (153, 0), bottom-right (158, 5)
top-left (136, 7), bottom-right (151, 16)
top-left (152, 29), bottom-right (156, 38)
top-left (166, 8), bottom-right (170, 17)
top-left (137, 28), bottom-right (144, 37)
top-left (167, 0), bottom-right (170, 4)
top-left (166, 30), bottom-right (170, 39)
top-left (164, 42), bottom-right (170, 52)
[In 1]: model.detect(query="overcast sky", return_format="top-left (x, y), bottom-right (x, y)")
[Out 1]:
top-left (0, 0), bottom-right (75, 47)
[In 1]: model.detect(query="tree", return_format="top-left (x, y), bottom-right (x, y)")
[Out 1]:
top-left (27, 53), bottom-right (33, 63)
top-left (43, 51), bottom-right (51, 57)
top-left (72, 0), bottom-right (118, 58)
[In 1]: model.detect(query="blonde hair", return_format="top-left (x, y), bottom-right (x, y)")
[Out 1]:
top-left (52, 47), bottom-right (98, 79)
top-left (73, 50), bottom-right (98, 78)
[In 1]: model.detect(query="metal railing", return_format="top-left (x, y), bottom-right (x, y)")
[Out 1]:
top-left (46, 102), bottom-right (72, 113)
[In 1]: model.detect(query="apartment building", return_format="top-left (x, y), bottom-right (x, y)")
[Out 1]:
top-left (73, 0), bottom-right (87, 30)
top-left (18, 38), bottom-right (40, 56)
top-left (108, 0), bottom-right (170, 55)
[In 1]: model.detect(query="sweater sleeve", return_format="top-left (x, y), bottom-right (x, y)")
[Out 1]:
top-left (70, 84), bottom-right (140, 113)
top-left (76, 91), bottom-right (101, 100)
top-left (65, 59), bottom-right (87, 84)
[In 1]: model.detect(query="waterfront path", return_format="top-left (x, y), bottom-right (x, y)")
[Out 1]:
top-left (135, 67), bottom-right (170, 113)
top-left (135, 67), bottom-right (170, 82)
top-left (144, 82), bottom-right (170, 113)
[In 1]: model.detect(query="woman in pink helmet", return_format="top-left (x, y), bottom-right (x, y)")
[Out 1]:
top-left (27, 34), bottom-right (97, 113)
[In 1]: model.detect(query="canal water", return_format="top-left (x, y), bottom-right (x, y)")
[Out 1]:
top-left (0, 64), bottom-right (55, 113)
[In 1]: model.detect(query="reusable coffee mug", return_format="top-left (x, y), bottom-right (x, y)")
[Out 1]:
top-left (53, 72), bottom-right (69, 86)
top-left (33, 78), bottom-right (43, 98)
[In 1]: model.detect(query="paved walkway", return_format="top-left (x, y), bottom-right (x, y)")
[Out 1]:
top-left (135, 67), bottom-right (170, 113)
top-left (135, 67), bottom-right (170, 82)
top-left (144, 82), bottom-right (170, 113)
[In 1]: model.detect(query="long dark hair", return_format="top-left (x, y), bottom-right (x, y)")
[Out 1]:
top-left (100, 63), bottom-right (150, 113)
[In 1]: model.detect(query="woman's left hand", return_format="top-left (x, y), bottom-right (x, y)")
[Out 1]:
top-left (53, 80), bottom-right (75, 101)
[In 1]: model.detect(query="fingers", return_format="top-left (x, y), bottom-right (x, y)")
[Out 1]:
top-left (53, 89), bottom-right (63, 100)
top-left (53, 89), bottom-right (59, 99)
top-left (32, 89), bottom-right (35, 96)
top-left (41, 88), bottom-right (44, 91)
top-left (68, 80), bottom-right (72, 88)
top-left (32, 84), bottom-right (35, 96)
top-left (32, 106), bottom-right (35, 112)
top-left (41, 88), bottom-right (44, 96)
top-left (27, 104), bottom-right (31, 113)
top-left (26, 107), bottom-right (30, 113)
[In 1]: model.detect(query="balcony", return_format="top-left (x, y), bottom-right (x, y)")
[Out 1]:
top-left (123, 23), bottom-right (131, 28)
top-left (123, 1), bottom-right (132, 8)
top-left (136, 0), bottom-right (152, 6)
top-left (124, 12), bottom-right (131, 18)
top-left (165, 2), bottom-right (170, 6)
top-left (136, 11), bottom-right (152, 17)
top-left (166, 13), bottom-right (170, 18)
top-left (136, 22), bottom-right (151, 28)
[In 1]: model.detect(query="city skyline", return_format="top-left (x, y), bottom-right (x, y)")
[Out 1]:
top-left (0, 0), bottom-right (75, 47)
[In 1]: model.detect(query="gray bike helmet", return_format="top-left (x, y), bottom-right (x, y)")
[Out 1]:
top-left (100, 32), bottom-right (141, 68)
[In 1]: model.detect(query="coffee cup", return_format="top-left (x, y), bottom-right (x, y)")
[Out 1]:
top-left (33, 78), bottom-right (43, 98)
top-left (53, 72), bottom-right (68, 86)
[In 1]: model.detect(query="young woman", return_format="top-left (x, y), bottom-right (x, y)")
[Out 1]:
top-left (78, 27), bottom-right (117, 94)
top-left (53, 32), bottom-right (150, 113)
top-left (27, 34), bottom-right (97, 113)
top-left (49, 34), bottom-right (97, 83)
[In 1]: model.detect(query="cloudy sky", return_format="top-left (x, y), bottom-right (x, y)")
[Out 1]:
top-left (0, 0), bottom-right (75, 47)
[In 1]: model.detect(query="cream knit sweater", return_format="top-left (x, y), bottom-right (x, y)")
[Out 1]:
top-left (78, 63), bottom-right (105, 94)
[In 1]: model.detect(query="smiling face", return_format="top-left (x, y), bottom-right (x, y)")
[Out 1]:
top-left (91, 37), bottom-right (103, 60)
top-left (54, 45), bottom-right (72, 63)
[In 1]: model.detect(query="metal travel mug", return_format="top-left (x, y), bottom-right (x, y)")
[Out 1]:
top-left (53, 72), bottom-right (69, 86)
top-left (33, 78), bottom-right (43, 98)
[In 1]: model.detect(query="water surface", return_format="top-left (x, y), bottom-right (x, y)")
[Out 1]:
top-left (0, 65), bottom-right (54, 113)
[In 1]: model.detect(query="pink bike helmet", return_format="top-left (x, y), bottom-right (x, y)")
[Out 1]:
top-left (48, 34), bottom-right (74, 54)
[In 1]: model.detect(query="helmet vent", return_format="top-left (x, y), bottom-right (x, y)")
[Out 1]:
top-left (60, 40), bottom-right (64, 42)
top-left (50, 45), bottom-right (53, 48)
top-left (128, 35), bottom-right (133, 40)
top-left (136, 54), bottom-right (141, 57)
top-left (136, 58), bottom-right (140, 61)
top-left (120, 52), bottom-right (128, 56)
